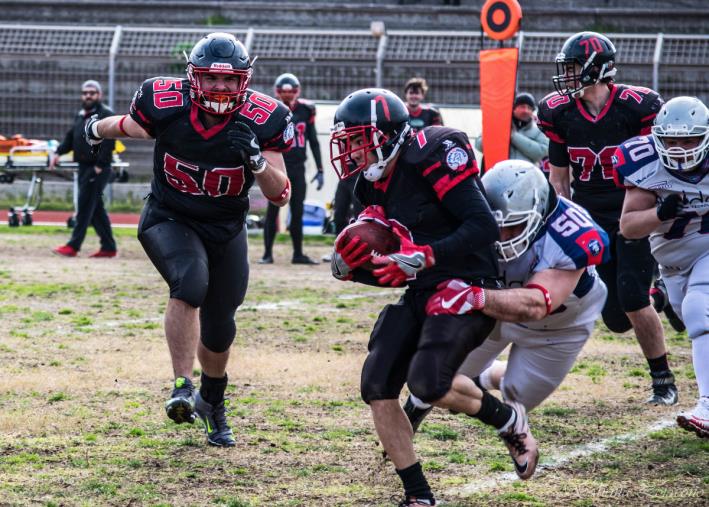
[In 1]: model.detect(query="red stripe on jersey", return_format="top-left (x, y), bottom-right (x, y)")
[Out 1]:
top-left (416, 130), bottom-right (427, 149)
top-left (190, 105), bottom-right (231, 140)
top-left (432, 166), bottom-right (477, 200)
top-left (640, 113), bottom-right (657, 123)
top-left (545, 131), bottom-right (566, 144)
top-left (639, 126), bottom-right (652, 135)
top-left (574, 84), bottom-right (618, 124)
top-left (134, 107), bottom-right (152, 125)
top-left (422, 161), bottom-right (441, 176)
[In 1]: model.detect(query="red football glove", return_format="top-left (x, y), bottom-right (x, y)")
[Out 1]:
top-left (331, 233), bottom-right (372, 281)
top-left (356, 205), bottom-right (389, 228)
top-left (372, 227), bottom-right (435, 287)
top-left (425, 279), bottom-right (486, 316)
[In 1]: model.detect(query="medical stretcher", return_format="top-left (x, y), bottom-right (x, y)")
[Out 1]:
top-left (1, 142), bottom-right (128, 227)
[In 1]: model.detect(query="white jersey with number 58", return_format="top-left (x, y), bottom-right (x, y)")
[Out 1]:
top-left (614, 135), bottom-right (709, 275)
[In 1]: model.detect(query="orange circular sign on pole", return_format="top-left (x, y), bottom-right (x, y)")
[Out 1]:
top-left (481, 0), bottom-right (522, 41)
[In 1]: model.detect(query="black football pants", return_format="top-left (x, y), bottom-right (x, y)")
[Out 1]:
top-left (138, 199), bottom-right (249, 353)
top-left (67, 163), bottom-right (116, 252)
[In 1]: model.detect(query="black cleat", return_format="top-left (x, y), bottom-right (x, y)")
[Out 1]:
top-left (165, 377), bottom-right (196, 424)
top-left (292, 254), bottom-right (319, 265)
top-left (194, 392), bottom-right (236, 447)
top-left (663, 304), bottom-right (686, 332)
top-left (257, 255), bottom-right (273, 264)
top-left (403, 395), bottom-right (433, 434)
top-left (650, 278), bottom-right (686, 332)
top-left (646, 371), bottom-right (679, 405)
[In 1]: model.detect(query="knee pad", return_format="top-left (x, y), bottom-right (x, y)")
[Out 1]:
top-left (682, 288), bottom-right (709, 340)
top-left (199, 317), bottom-right (236, 353)
top-left (617, 275), bottom-right (651, 313)
top-left (602, 310), bottom-right (632, 333)
top-left (170, 258), bottom-right (209, 308)
top-left (407, 374), bottom-right (450, 405)
top-left (138, 222), bottom-right (209, 308)
top-left (616, 237), bottom-right (654, 313)
top-left (407, 314), bottom-right (494, 404)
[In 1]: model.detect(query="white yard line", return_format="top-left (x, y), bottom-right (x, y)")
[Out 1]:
top-left (77, 289), bottom-right (401, 330)
top-left (450, 417), bottom-right (677, 497)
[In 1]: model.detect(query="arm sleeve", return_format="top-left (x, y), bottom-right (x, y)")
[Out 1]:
top-left (639, 93), bottom-right (664, 135)
top-left (55, 127), bottom-right (74, 156)
top-left (548, 139), bottom-right (569, 166)
top-left (305, 109), bottom-right (323, 169)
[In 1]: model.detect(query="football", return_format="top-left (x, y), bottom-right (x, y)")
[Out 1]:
top-left (340, 220), bottom-right (400, 270)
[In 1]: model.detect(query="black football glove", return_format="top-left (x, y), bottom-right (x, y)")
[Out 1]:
top-left (227, 122), bottom-right (266, 174)
top-left (310, 170), bottom-right (324, 191)
top-left (656, 193), bottom-right (684, 221)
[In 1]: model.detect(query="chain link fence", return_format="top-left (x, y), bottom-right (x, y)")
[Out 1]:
top-left (1, 24), bottom-right (707, 174)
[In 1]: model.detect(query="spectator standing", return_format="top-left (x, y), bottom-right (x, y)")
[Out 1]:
top-left (50, 80), bottom-right (117, 258)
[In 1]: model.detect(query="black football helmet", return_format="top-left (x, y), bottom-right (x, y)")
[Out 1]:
top-left (274, 73), bottom-right (300, 105)
top-left (552, 31), bottom-right (617, 97)
top-left (187, 32), bottom-right (252, 115)
top-left (330, 88), bottom-right (411, 181)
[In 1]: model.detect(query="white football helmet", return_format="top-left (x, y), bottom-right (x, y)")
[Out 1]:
top-left (481, 160), bottom-right (550, 262)
top-left (652, 96), bottom-right (709, 172)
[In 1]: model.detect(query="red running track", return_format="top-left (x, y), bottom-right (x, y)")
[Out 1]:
top-left (30, 210), bottom-right (140, 227)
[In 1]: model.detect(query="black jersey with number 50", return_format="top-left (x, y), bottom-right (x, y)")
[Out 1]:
top-left (129, 77), bottom-right (293, 237)
top-left (537, 83), bottom-right (662, 221)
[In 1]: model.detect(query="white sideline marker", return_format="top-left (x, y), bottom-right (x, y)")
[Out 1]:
top-left (449, 417), bottom-right (676, 496)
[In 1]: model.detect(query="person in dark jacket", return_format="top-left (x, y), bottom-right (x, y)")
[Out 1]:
top-left (51, 80), bottom-right (117, 257)
top-left (259, 73), bottom-right (323, 265)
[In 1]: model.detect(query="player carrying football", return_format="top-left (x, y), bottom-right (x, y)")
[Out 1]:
top-left (329, 88), bottom-right (537, 506)
top-left (537, 31), bottom-right (679, 405)
top-left (81, 33), bottom-right (294, 446)
top-left (617, 97), bottom-right (709, 438)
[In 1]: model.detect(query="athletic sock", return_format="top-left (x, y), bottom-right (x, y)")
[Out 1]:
top-left (200, 372), bottom-right (228, 405)
top-left (396, 462), bottom-right (434, 501)
top-left (470, 391), bottom-right (514, 430)
top-left (647, 354), bottom-right (672, 377)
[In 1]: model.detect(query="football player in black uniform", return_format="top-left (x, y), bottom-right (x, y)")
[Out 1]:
top-left (329, 88), bottom-right (538, 505)
top-left (537, 31), bottom-right (678, 405)
top-left (403, 77), bottom-right (443, 133)
top-left (82, 33), bottom-right (294, 446)
top-left (260, 73), bottom-right (323, 265)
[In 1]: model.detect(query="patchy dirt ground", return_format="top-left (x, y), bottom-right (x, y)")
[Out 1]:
top-left (0, 227), bottom-right (706, 506)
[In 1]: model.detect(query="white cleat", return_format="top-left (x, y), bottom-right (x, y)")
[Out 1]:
top-left (498, 401), bottom-right (539, 480)
top-left (677, 397), bottom-right (709, 439)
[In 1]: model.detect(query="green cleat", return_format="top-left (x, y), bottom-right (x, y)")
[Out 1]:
top-left (165, 376), bottom-right (196, 424)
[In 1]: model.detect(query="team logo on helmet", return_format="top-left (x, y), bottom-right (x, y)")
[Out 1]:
top-left (446, 147), bottom-right (469, 170)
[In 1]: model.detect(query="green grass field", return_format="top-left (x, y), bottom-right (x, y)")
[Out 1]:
top-left (0, 227), bottom-right (706, 506)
